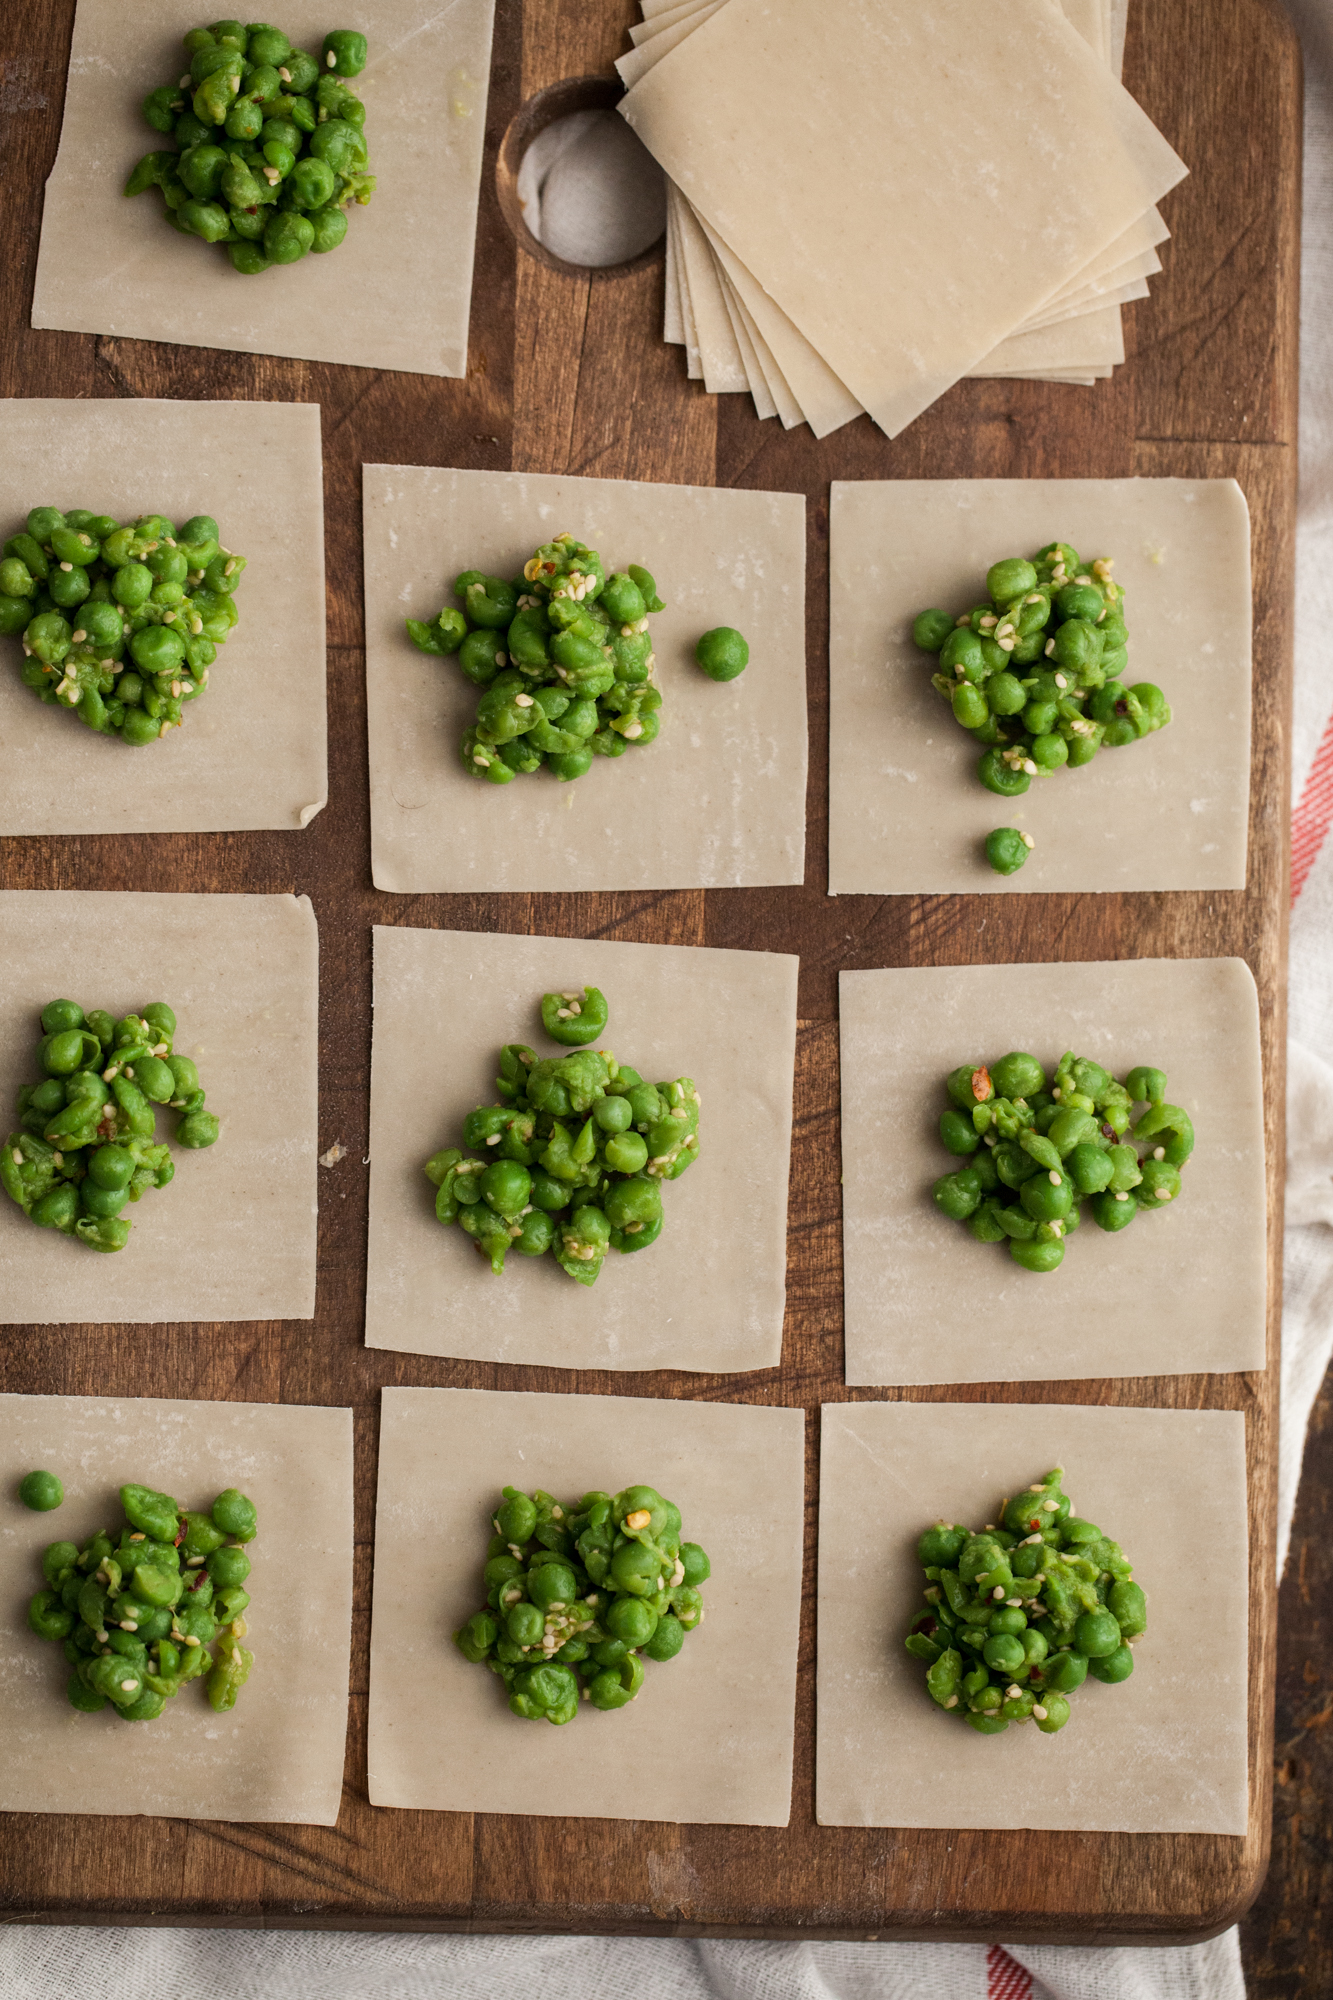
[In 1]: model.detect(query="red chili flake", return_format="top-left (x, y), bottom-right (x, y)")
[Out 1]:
top-left (173, 1517), bottom-right (188, 1548)
top-left (971, 1066), bottom-right (994, 1103)
top-left (1029, 1518), bottom-right (1040, 1531)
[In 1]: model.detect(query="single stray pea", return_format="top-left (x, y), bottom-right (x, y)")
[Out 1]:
top-left (19, 1470), bottom-right (64, 1512)
top-left (694, 627), bottom-right (749, 682)
top-left (984, 827), bottom-right (1033, 876)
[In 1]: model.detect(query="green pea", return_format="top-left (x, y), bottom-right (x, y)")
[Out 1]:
top-left (323, 29), bottom-right (369, 75)
top-left (206, 1545), bottom-right (251, 1590)
top-left (20, 1470), bottom-right (64, 1512)
top-left (179, 142), bottom-right (230, 200)
top-left (30, 1185), bottom-right (79, 1233)
top-left (263, 211), bottom-right (315, 263)
top-left (1074, 1608), bottom-right (1122, 1659)
top-left (677, 1542), bottom-right (709, 1587)
top-left (933, 1169), bottom-right (981, 1221)
top-left (939, 1108), bottom-right (981, 1156)
top-left (505, 1600), bottom-right (543, 1648)
top-left (1060, 1143), bottom-right (1109, 1195)
top-left (1019, 1170), bottom-right (1072, 1223)
top-left (987, 558), bottom-right (1038, 604)
top-left (110, 562), bottom-right (153, 609)
top-left (540, 986), bottom-right (608, 1046)
top-left (176, 1109), bottom-right (220, 1148)
top-left (980, 1631), bottom-right (1026, 1674)
top-left (591, 1094), bottom-right (632, 1134)
top-left (1030, 731), bottom-right (1068, 772)
top-left (601, 573), bottom-right (647, 624)
top-left (211, 1489), bottom-right (257, 1542)
top-left (977, 747), bottom-right (1030, 797)
top-left (78, 1180), bottom-right (128, 1220)
top-left (694, 626), bottom-right (749, 681)
top-left (602, 1131), bottom-right (647, 1174)
top-left (41, 1546), bottom-right (79, 1600)
top-left (605, 1595), bottom-right (658, 1647)
top-left (26, 611), bottom-right (73, 665)
top-left (308, 205), bottom-right (349, 254)
top-left (480, 1159), bottom-right (531, 1218)
top-left (1010, 1235), bottom-right (1064, 1272)
top-left (309, 117), bottom-right (365, 176)
top-left (1107, 1580), bottom-right (1146, 1636)
top-left (1087, 1643), bottom-right (1135, 1685)
top-left (984, 827), bottom-right (1031, 875)
top-left (912, 608), bottom-right (954, 653)
top-left (1091, 1188), bottom-right (1137, 1232)
top-left (527, 1561), bottom-right (578, 1611)
top-left (951, 682), bottom-right (988, 729)
top-left (939, 627), bottom-right (983, 678)
top-left (179, 1510), bottom-right (227, 1559)
top-left (1032, 1691), bottom-right (1070, 1733)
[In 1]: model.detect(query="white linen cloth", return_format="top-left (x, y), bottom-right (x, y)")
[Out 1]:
top-left (6, 5), bottom-right (1332, 1995)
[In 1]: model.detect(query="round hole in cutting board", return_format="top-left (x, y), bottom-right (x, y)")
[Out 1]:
top-left (497, 77), bottom-right (667, 277)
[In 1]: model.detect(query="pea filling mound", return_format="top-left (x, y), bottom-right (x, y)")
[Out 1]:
top-left (911, 543), bottom-right (1170, 798)
top-left (126, 22), bottom-right (374, 274)
top-left (455, 1483), bottom-right (710, 1724)
top-left (424, 989), bottom-right (699, 1284)
top-left (0, 507), bottom-right (245, 744)
top-left (405, 533), bottom-right (667, 784)
top-left (27, 1481), bottom-right (257, 1722)
top-left (931, 1051), bottom-right (1192, 1274)
top-left (905, 1466), bottom-right (1146, 1736)
top-left (2, 999), bottom-right (219, 1255)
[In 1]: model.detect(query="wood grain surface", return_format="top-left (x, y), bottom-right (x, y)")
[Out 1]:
top-left (0, 0), bottom-right (1302, 1949)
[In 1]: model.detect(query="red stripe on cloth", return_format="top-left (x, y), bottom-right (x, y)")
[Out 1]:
top-left (987, 1944), bottom-right (1034, 2000)
top-left (1292, 704), bottom-right (1333, 904)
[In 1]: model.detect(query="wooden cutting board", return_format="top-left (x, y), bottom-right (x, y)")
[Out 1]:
top-left (0, 0), bottom-right (1298, 1943)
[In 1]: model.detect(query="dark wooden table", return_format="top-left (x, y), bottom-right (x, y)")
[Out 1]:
top-left (0, 0), bottom-right (1304, 1953)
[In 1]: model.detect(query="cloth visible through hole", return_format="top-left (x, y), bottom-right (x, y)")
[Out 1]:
top-left (517, 109), bottom-right (666, 267)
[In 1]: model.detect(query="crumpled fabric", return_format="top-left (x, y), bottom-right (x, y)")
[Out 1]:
top-left (1283, 0), bottom-right (1333, 1585)
top-left (0, 1928), bottom-right (1247, 2000)
top-left (518, 109), bottom-right (665, 267)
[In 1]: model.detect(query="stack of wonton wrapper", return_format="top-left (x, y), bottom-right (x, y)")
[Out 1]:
top-left (616, 0), bottom-right (1187, 437)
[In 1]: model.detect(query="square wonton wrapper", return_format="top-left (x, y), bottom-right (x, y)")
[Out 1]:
top-left (817, 1401), bottom-right (1248, 1834)
top-left (0, 1392), bottom-right (352, 1823)
top-left (368, 1387), bottom-right (805, 1824)
top-left (839, 958), bottom-right (1266, 1386)
top-left (0, 401), bottom-right (326, 836)
top-left (0, 892), bottom-right (318, 1324)
top-left (365, 926), bottom-right (797, 1371)
top-left (363, 466), bottom-right (808, 892)
top-left (619, 0), bottom-right (1185, 439)
top-left (828, 479), bottom-right (1252, 895)
top-left (32, 1), bottom-right (494, 378)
